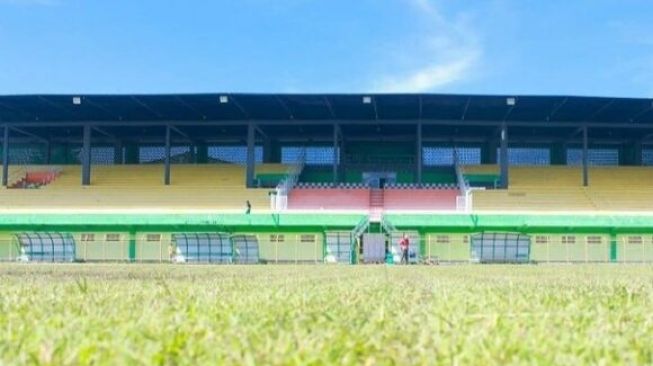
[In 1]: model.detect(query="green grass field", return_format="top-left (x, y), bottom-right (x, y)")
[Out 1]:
top-left (1, 264), bottom-right (653, 365)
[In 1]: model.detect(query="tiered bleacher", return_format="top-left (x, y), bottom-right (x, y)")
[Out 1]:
top-left (0, 164), bottom-right (286, 211)
top-left (467, 165), bottom-right (653, 212)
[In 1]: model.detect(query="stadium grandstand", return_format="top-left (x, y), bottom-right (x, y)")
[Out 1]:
top-left (2, 93), bottom-right (653, 264)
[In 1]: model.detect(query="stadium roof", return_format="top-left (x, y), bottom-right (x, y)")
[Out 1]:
top-left (1, 93), bottom-right (652, 126)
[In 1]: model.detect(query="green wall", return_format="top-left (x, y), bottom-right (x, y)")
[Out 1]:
top-left (3, 213), bottom-right (653, 263)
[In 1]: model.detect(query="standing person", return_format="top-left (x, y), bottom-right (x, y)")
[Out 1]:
top-left (245, 200), bottom-right (251, 215)
top-left (399, 234), bottom-right (410, 265)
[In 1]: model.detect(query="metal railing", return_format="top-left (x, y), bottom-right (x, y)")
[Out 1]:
top-left (273, 149), bottom-right (306, 211)
top-left (351, 216), bottom-right (370, 239)
top-left (381, 216), bottom-right (396, 233)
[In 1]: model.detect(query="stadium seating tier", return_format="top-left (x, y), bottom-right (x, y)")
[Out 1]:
top-left (467, 165), bottom-right (653, 212)
top-left (0, 164), bottom-right (288, 211)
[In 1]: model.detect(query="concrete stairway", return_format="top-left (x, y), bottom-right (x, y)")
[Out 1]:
top-left (369, 188), bottom-right (384, 222)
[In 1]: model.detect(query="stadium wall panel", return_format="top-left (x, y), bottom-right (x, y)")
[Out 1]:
top-left (0, 232), bottom-right (18, 260)
top-left (251, 232), bottom-right (324, 263)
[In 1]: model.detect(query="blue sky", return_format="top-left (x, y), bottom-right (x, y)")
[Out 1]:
top-left (0, 0), bottom-right (652, 97)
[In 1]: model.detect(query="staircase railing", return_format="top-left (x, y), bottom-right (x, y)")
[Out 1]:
top-left (381, 215), bottom-right (396, 233)
top-left (351, 216), bottom-right (370, 239)
top-left (453, 148), bottom-right (472, 212)
top-left (272, 149), bottom-right (306, 211)
top-left (348, 215), bottom-right (371, 264)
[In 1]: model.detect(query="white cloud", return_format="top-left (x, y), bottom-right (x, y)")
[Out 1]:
top-left (374, 52), bottom-right (479, 93)
top-left (371, 0), bottom-right (481, 93)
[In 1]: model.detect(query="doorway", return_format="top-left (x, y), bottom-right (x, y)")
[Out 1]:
top-left (363, 172), bottom-right (396, 188)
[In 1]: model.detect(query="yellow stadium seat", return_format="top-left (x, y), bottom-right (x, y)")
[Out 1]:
top-left (468, 165), bottom-right (653, 213)
top-left (0, 164), bottom-right (289, 212)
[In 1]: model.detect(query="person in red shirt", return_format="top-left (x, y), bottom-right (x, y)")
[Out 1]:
top-left (399, 234), bottom-right (410, 265)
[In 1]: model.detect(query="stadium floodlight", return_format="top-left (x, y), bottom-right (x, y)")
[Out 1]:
top-left (72, 96), bottom-right (82, 105)
top-left (506, 97), bottom-right (516, 106)
top-left (219, 95), bottom-right (229, 104)
top-left (362, 96), bottom-right (372, 104)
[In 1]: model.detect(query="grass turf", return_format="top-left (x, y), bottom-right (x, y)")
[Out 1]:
top-left (1, 264), bottom-right (652, 365)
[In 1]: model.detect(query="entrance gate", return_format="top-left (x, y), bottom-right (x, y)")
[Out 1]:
top-left (362, 233), bottom-right (385, 263)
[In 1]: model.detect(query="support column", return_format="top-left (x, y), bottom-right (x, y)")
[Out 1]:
top-left (128, 230), bottom-right (136, 263)
top-left (610, 232), bottom-right (617, 263)
top-left (499, 123), bottom-right (509, 188)
top-left (125, 143), bottom-right (139, 164)
top-left (45, 141), bottom-right (52, 165)
top-left (416, 122), bottom-right (423, 184)
top-left (633, 142), bottom-right (643, 166)
top-left (551, 142), bottom-right (566, 165)
top-left (263, 137), bottom-right (273, 163)
top-left (114, 140), bottom-right (123, 164)
top-left (482, 139), bottom-right (498, 164)
top-left (270, 140), bottom-right (281, 163)
top-left (196, 143), bottom-right (208, 164)
top-left (164, 125), bottom-right (171, 185)
top-left (63, 143), bottom-right (70, 164)
top-left (246, 123), bottom-right (256, 188)
top-left (621, 142), bottom-right (641, 166)
top-left (81, 124), bottom-right (91, 186)
top-left (333, 124), bottom-right (339, 184)
top-left (582, 126), bottom-right (588, 187)
top-left (2, 125), bottom-right (9, 187)
top-left (190, 144), bottom-right (197, 164)
top-left (339, 136), bottom-right (346, 183)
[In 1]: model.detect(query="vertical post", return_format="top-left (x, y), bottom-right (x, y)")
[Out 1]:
top-left (163, 125), bottom-right (170, 186)
top-left (551, 142), bottom-right (566, 165)
top-left (582, 126), bottom-right (588, 187)
top-left (128, 230), bottom-right (136, 263)
top-left (609, 232), bottom-right (617, 263)
top-left (482, 139), bottom-right (498, 164)
top-left (339, 136), bottom-right (346, 184)
top-left (499, 123), bottom-right (509, 188)
top-left (114, 140), bottom-right (123, 164)
top-left (191, 145), bottom-right (197, 164)
top-left (263, 137), bottom-right (272, 163)
top-left (624, 141), bottom-right (642, 166)
top-left (633, 141), bottom-right (643, 166)
top-left (125, 143), bottom-right (139, 164)
top-left (2, 125), bottom-right (9, 187)
top-left (416, 122), bottom-right (423, 184)
top-left (81, 124), bottom-right (91, 186)
top-left (246, 123), bottom-right (256, 188)
top-left (164, 125), bottom-right (171, 185)
top-left (196, 143), bottom-right (208, 164)
top-left (63, 142), bottom-right (70, 164)
top-left (45, 141), bottom-right (52, 164)
top-left (333, 124), bottom-right (339, 184)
